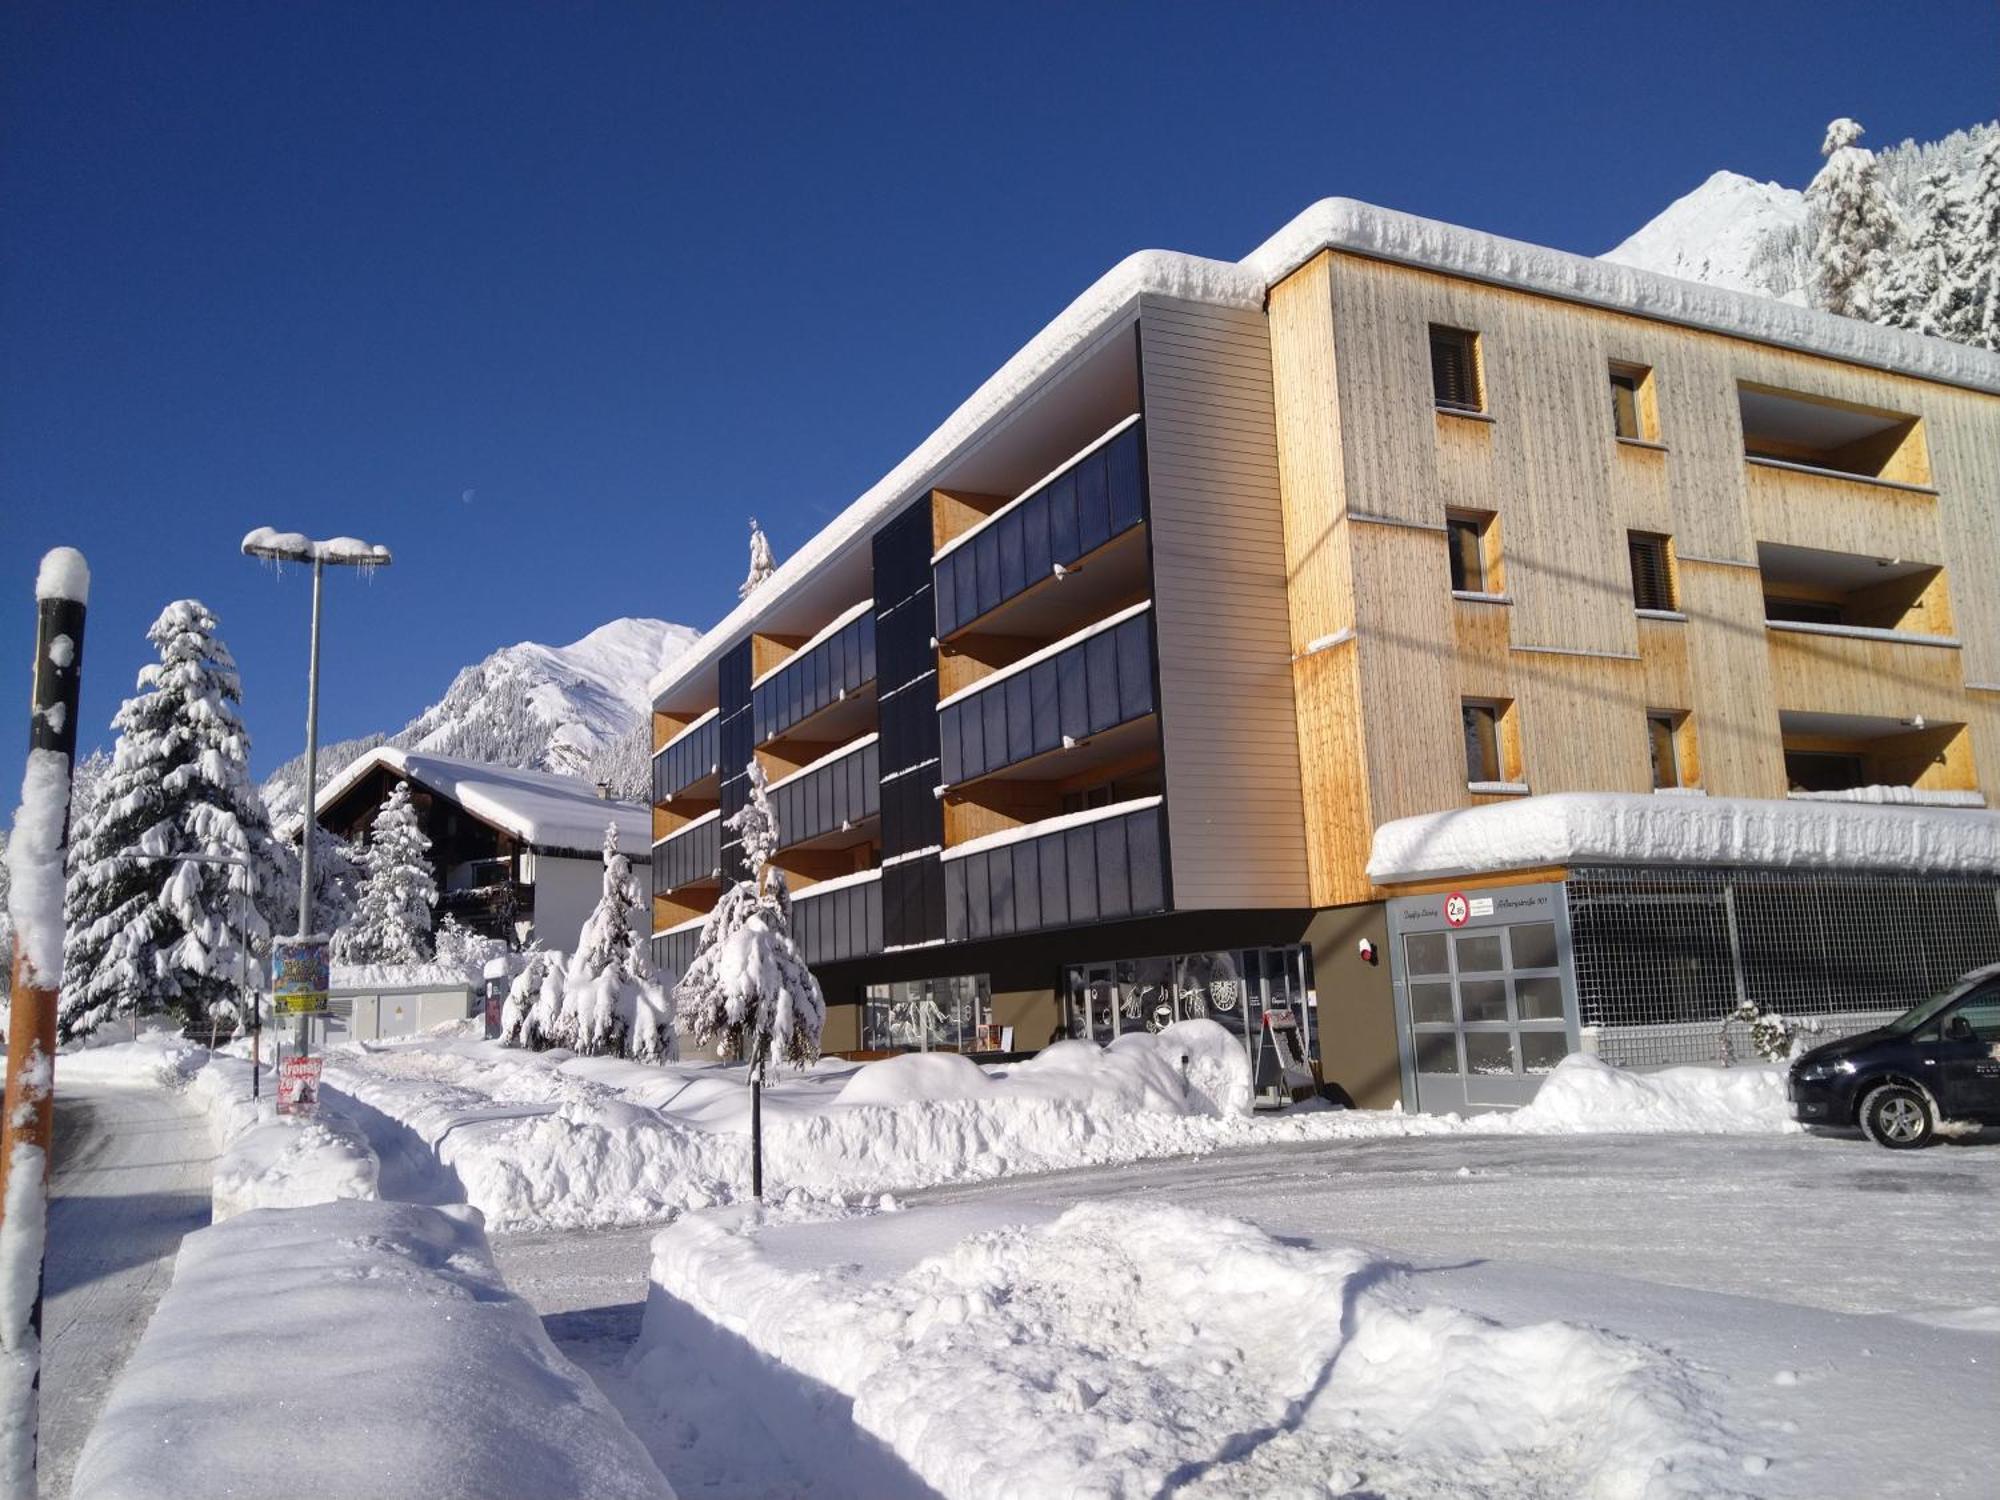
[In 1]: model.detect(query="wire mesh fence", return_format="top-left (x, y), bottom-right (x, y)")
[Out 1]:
top-left (1565, 864), bottom-right (2000, 1067)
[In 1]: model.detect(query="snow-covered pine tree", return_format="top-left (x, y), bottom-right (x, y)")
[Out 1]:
top-left (499, 943), bottom-right (553, 1046)
top-left (1956, 131), bottom-right (2000, 351)
top-left (739, 518), bottom-right (776, 601)
top-left (331, 779), bottom-right (438, 964)
top-left (1875, 167), bottom-right (1968, 339)
top-left (674, 761), bottom-right (824, 1069)
top-left (1806, 118), bottom-right (1900, 320)
top-left (560, 823), bottom-right (673, 1059)
top-left (59, 601), bottom-right (286, 1039)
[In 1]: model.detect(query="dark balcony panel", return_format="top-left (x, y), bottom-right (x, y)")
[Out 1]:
top-left (997, 509), bottom-right (1026, 598)
top-left (1107, 425), bottom-right (1146, 533)
top-left (751, 609), bottom-right (877, 749)
top-left (654, 713), bottom-right (720, 804)
top-left (980, 691), bottom-right (1007, 775)
top-left (794, 875), bottom-right (883, 967)
top-left (1028, 661), bottom-right (1061, 757)
top-left (1084, 631), bottom-right (1120, 734)
top-left (1024, 497), bottom-right (1053, 584)
top-left (653, 815), bottom-right (721, 898)
top-left (974, 537), bottom-right (1002, 622)
top-left (771, 738), bottom-right (880, 852)
top-left (1005, 673), bottom-right (1034, 763)
top-left (1116, 617), bottom-right (1154, 722)
top-left (1057, 649), bottom-right (1090, 743)
top-left (1047, 471), bottom-right (1078, 563)
top-left (1076, 451), bottom-right (1111, 555)
top-left (942, 802), bottom-right (1168, 943)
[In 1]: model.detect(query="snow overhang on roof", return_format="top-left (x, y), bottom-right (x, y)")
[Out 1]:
top-left (313, 746), bottom-right (653, 859)
top-left (1366, 791), bottom-right (2000, 886)
top-left (652, 198), bottom-right (2000, 712)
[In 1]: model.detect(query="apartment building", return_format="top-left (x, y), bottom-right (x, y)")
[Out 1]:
top-left (649, 199), bottom-right (2000, 1110)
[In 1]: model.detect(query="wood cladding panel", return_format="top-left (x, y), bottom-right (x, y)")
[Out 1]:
top-left (1744, 465), bottom-right (1943, 567)
top-left (1674, 559), bottom-right (1786, 797)
top-left (1140, 294), bottom-right (1310, 911)
top-left (1764, 631), bottom-right (1968, 719)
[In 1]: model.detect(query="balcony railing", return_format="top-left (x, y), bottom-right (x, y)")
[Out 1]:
top-left (768, 734), bottom-right (880, 851)
top-left (652, 810), bottom-right (720, 897)
top-left (790, 868), bottom-right (883, 967)
top-left (752, 602), bottom-right (877, 745)
top-left (653, 710), bottom-right (719, 803)
top-left (933, 416), bottom-right (1147, 638)
top-left (937, 604), bottom-right (1155, 787)
top-left (941, 796), bottom-right (1167, 943)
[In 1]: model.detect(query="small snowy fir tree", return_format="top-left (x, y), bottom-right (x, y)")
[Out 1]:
top-left (59, 601), bottom-right (286, 1038)
top-left (1874, 166), bottom-right (1969, 340)
top-left (499, 943), bottom-right (553, 1047)
top-left (1806, 118), bottom-right (1900, 320)
top-left (1955, 131), bottom-right (2000, 351)
top-left (331, 780), bottom-right (438, 964)
top-left (674, 761), bottom-right (825, 1070)
top-left (739, 518), bottom-right (777, 601)
top-left (560, 824), bottom-right (674, 1059)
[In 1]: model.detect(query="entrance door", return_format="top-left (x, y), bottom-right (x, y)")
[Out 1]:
top-left (1401, 916), bottom-right (1571, 1114)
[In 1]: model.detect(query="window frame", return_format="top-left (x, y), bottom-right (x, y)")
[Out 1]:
top-left (1646, 709), bottom-right (1696, 791)
top-left (1609, 361), bottom-right (1659, 443)
top-left (1429, 325), bottom-right (1485, 414)
top-left (1461, 697), bottom-right (1523, 787)
top-left (1627, 531), bottom-right (1677, 613)
top-left (1445, 509), bottom-right (1502, 596)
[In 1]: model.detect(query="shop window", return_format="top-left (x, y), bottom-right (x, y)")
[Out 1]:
top-left (1628, 532), bottom-right (1676, 612)
top-left (1430, 325), bottom-right (1484, 412)
top-left (861, 975), bottom-right (993, 1053)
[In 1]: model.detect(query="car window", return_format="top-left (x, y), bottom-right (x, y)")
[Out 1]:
top-left (1953, 999), bottom-right (2000, 1042)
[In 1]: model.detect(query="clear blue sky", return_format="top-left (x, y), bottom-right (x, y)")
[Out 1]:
top-left (4, 1), bottom-right (1994, 784)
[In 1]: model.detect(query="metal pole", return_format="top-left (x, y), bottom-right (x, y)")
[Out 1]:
top-left (1, 550), bottom-right (88, 1496)
top-left (296, 556), bottom-right (324, 1061)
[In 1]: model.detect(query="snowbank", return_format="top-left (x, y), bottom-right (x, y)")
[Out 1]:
top-left (211, 1113), bottom-right (379, 1221)
top-left (636, 1200), bottom-right (1744, 1499)
top-left (70, 1199), bottom-right (672, 1500)
top-left (1472, 1055), bottom-right (1799, 1136)
top-left (1367, 790), bottom-right (2000, 883)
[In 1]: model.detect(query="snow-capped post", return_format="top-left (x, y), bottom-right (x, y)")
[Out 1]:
top-left (241, 527), bottom-right (393, 1062)
top-left (1, 546), bottom-right (88, 1497)
top-left (673, 761), bottom-right (825, 1201)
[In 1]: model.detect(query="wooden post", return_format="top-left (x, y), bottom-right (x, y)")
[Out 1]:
top-left (1, 549), bottom-right (88, 1497)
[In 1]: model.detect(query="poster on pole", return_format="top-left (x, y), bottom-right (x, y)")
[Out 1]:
top-left (277, 1055), bottom-right (323, 1115)
top-left (272, 936), bottom-right (330, 1015)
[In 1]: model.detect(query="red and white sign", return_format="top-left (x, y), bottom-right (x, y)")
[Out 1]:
top-left (1443, 892), bottom-right (1472, 927)
top-left (277, 1055), bottom-right (323, 1116)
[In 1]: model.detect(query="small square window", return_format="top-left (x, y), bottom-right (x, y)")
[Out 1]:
top-left (1430, 326), bottom-right (1483, 412)
top-left (1647, 710), bottom-right (1687, 789)
top-left (1628, 532), bottom-right (1675, 612)
top-left (1610, 362), bottom-right (1656, 441)
top-left (1446, 512), bottom-right (1497, 593)
top-left (1461, 699), bottom-right (1518, 785)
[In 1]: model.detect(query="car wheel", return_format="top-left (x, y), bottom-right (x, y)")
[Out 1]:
top-left (1860, 1083), bottom-right (1935, 1149)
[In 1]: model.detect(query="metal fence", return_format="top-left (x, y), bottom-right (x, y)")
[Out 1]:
top-left (1565, 864), bottom-right (2000, 1067)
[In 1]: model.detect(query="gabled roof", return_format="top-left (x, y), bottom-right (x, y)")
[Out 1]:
top-left (651, 197), bottom-right (2000, 710)
top-left (314, 746), bottom-right (652, 858)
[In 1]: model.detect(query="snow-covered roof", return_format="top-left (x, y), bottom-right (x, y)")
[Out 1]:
top-left (1366, 791), bottom-right (2000, 885)
top-left (314, 746), bottom-right (651, 858)
top-left (652, 198), bottom-right (2000, 710)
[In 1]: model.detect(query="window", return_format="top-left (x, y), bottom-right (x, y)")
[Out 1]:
top-left (1609, 363), bottom-right (1656, 441)
top-left (1785, 750), bottom-right (1866, 794)
top-left (1628, 532), bottom-right (1675, 612)
top-left (1430, 326), bottom-right (1483, 412)
top-left (1446, 511), bottom-right (1499, 594)
top-left (1461, 699), bottom-right (1519, 786)
top-left (1647, 711), bottom-right (1689, 789)
top-left (1764, 597), bottom-right (1845, 626)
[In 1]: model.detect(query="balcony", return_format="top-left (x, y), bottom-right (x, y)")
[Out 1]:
top-left (790, 868), bottom-right (884, 967)
top-left (653, 708), bottom-right (719, 804)
top-left (652, 809), bottom-right (720, 898)
top-left (941, 796), bottom-right (1168, 944)
top-left (1779, 710), bottom-right (1975, 799)
top-left (938, 603), bottom-right (1157, 788)
top-left (751, 601), bottom-right (877, 749)
top-left (1738, 383), bottom-right (1932, 490)
top-left (933, 416), bottom-right (1148, 640)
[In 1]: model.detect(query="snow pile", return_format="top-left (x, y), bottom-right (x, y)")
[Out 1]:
top-left (637, 1201), bottom-right (1742, 1500)
top-left (1367, 790), bottom-right (2000, 883)
top-left (211, 1112), bottom-right (379, 1222)
top-left (1472, 1055), bottom-right (1799, 1137)
top-left (70, 1199), bottom-right (672, 1500)
top-left (35, 546), bottom-right (91, 604)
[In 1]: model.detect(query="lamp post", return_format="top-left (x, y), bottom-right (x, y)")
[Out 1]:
top-left (242, 528), bottom-right (392, 1059)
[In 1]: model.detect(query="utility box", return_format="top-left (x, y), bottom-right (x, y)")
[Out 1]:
top-left (333, 984), bottom-right (476, 1042)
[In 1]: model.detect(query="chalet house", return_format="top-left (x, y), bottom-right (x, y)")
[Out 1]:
top-left (645, 197), bottom-right (2000, 1108)
top-left (314, 747), bottom-right (651, 953)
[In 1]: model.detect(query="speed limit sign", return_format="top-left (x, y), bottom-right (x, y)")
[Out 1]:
top-left (1443, 892), bottom-right (1471, 927)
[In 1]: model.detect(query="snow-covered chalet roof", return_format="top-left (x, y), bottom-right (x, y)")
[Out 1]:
top-left (651, 197), bottom-right (2000, 710)
top-left (1367, 792), bottom-right (2000, 886)
top-left (313, 747), bottom-right (651, 859)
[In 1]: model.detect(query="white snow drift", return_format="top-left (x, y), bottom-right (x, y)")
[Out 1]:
top-left (71, 1199), bottom-right (672, 1500)
top-left (636, 1200), bottom-right (1746, 1500)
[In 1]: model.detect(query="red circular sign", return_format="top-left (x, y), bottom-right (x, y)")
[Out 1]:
top-left (1443, 892), bottom-right (1471, 927)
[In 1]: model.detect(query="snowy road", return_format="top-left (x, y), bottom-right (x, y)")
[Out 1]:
top-left (39, 1083), bottom-right (214, 1499)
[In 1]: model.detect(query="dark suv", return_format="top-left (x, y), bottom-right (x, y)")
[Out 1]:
top-left (1788, 963), bottom-right (2000, 1148)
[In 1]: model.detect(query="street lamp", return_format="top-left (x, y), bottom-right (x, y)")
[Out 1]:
top-left (242, 527), bottom-right (392, 1057)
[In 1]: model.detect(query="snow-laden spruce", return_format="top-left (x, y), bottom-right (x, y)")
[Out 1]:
top-left (1961, 131), bottom-right (2000, 351)
top-left (674, 761), bottom-right (825, 1070)
top-left (1808, 118), bottom-right (1899, 321)
top-left (738, 517), bottom-right (776, 602)
top-left (331, 779), bottom-right (436, 965)
top-left (59, 601), bottom-right (288, 1040)
top-left (563, 824), bottom-right (673, 1059)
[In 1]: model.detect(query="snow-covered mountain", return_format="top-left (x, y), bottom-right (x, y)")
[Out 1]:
top-left (263, 617), bottom-right (698, 821)
top-left (1601, 170), bottom-right (1809, 302)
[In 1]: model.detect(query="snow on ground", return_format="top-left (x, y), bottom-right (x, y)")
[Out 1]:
top-left (70, 1198), bottom-right (673, 1500)
top-left (318, 1028), bottom-right (1795, 1232)
top-left (636, 1198), bottom-right (1744, 1500)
